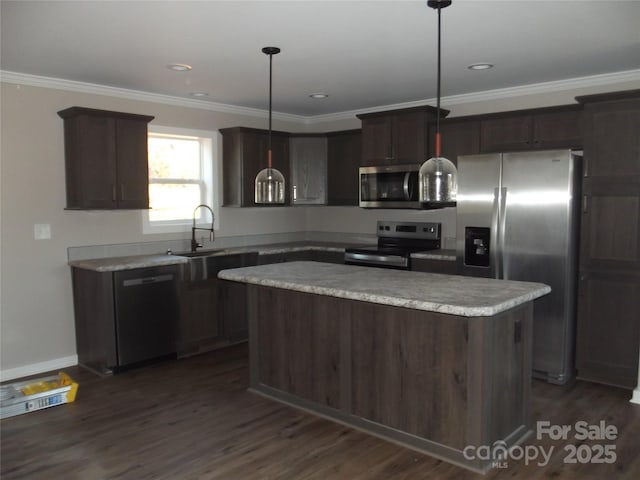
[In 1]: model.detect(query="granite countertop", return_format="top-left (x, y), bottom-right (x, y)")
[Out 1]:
top-left (69, 254), bottom-right (188, 272)
top-left (411, 249), bottom-right (456, 261)
top-left (68, 241), bottom-right (360, 271)
top-left (226, 241), bottom-right (356, 255)
top-left (218, 261), bottom-right (551, 317)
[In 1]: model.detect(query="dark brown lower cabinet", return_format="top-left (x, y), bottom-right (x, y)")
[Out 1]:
top-left (257, 249), bottom-right (344, 266)
top-left (576, 271), bottom-right (640, 388)
top-left (219, 280), bottom-right (250, 343)
top-left (178, 278), bottom-right (253, 356)
top-left (178, 278), bottom-right (222, 356)
top-left (411, 257), bottom-right (458, 275)
top-left (308, 250), bottom-right (344, 264)
top-left (248, 284), bottom-right (533, 473)
top-left (178, 253), bottom-right (257, 357)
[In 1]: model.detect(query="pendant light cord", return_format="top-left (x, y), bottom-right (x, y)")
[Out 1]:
top-left (268, 52), bottom-right (273, 168)
top-left (435, 4), bottom-right (442, 157)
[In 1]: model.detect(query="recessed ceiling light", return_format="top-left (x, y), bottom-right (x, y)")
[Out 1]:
top-left (189, 92), bottom-right (209, 97)
top-left (309, 93), bottom-right (329, 99)
top-left (167, 63), bottom-right (192, 72)
top-left (467, 63), bottom-right (494, 71)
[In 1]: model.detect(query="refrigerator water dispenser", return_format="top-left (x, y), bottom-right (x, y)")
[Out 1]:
top-left (464, 227), bottom-right (490, 267)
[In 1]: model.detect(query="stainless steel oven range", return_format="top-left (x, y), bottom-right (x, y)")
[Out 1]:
top-left (344, 221), bottom-right (441, 270)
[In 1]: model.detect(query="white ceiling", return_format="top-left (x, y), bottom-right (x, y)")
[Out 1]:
top-left (2, 0), bottom-right (640, 117)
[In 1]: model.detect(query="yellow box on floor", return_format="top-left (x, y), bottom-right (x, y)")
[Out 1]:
top-left (0, 372), bottom-right (78, 419)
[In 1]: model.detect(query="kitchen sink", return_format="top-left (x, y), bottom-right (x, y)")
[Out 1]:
top-left (176, 251), bottom-right (258, 281)
top-left (175, 249), bottom-right (229, 258)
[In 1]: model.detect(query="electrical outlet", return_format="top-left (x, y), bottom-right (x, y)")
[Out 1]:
top-left (34, 224), bottom-right (51, 240)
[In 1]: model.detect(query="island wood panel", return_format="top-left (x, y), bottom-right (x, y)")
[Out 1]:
top-left (253, 287), bottom-right (346, 410)
top-left (466, 304), bottom-right (532, 449)
top-left (246, 283), bottom-right (533, 472)
top-left (351, 303), bottom-right (469, 449)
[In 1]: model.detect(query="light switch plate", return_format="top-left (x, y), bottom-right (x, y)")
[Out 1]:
top-left (34, 223), bottom-right (51, 240)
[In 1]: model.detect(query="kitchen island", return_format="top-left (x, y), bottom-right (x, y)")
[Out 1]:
top-left (219, 261), bottom-right (550, 473)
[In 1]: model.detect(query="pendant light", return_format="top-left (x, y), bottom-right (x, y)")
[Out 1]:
top-left (255, 46), bottom-right (286, 204)
top-left (419, 0), bottom-right (457, 208)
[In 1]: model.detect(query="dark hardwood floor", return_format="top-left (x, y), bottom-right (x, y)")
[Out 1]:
top-left (2, 344), bottom-right (639, 479)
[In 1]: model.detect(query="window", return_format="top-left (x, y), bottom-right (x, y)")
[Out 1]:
top-left (143, 126), bottom-right (219, 234)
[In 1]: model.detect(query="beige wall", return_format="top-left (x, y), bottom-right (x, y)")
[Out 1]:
top-left (2, 74), bottom-right (639, 379)
top-left (0, 82), bottom-right (308, 378)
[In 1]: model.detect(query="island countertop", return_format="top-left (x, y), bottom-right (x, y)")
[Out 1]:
top-left (219, 261), bottom-right (550, 317)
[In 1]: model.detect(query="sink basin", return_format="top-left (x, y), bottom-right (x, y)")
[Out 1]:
top-left (177, 251), bottom-right (258, 281)
top-left (174, 249), bottom-right (228, 258)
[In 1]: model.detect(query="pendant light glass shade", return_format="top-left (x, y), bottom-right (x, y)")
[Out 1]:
top-left (255, 46), bottom-right (285, 205)
top-left (419, 0), bottom-right (457, 208)
top-left (419, 155), bottom-right (457, 207)
top-left (255, 166), bottom-right (285, 204)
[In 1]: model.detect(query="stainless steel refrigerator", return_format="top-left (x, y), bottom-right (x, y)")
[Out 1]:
top-left (456, 149), bottom-right (582, 384)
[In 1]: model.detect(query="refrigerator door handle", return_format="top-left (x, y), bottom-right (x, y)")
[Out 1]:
top-left (499, 187), bottom-right (508, 279)
top-left (490, 187), bottom-right (501, 279)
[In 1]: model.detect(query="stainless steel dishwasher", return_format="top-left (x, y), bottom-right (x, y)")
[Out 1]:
top-left (113, 265), bottom-right (180, 367)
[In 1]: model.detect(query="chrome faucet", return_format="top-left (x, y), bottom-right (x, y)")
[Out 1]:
top-left (191, 204), bottom-right (215, 252)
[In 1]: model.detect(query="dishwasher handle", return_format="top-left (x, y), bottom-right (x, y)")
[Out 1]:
top-left (122, 274), bottom-right (174, 287)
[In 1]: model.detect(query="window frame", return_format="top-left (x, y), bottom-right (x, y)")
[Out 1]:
top-left (142, 125), bottom-right (220, 235)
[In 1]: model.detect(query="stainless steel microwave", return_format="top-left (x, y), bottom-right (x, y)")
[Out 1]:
top-left (359, 164), bottom-right (421, 208)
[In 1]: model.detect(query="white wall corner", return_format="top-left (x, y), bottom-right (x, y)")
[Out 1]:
top-left (631, 348), bottom-right (640, 405)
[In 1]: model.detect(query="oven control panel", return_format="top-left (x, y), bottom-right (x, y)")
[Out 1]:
top-left (377, 221), bottom-right (441, 240)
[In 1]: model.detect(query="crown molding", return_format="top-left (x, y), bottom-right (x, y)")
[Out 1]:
top-left (0, 70), bottom-right (304, 124)
top-left (2, 68), bottom-right (640, 126)
top-left (310, 69), bottom-right (640, 124)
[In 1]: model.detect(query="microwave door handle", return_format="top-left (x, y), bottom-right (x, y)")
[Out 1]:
top-left (403, 172), bottom-right (411, 200)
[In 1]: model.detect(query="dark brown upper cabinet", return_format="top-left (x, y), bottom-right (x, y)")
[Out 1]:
top-left (58, 107), bottom-right (154, 210)
top-left (357, 106), bottom-right (444, 166)
top-left (326, 129), bottom-right (361, 206)
top-left (289, 134), bottom-right (328, 205)
top-left (479, 105), bottom-right (583, 153)
top-left (220, 127), bottom-right (290, 207)
top-left (428, 118), bottom-right (481, 166)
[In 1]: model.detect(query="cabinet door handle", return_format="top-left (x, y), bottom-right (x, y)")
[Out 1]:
top-left (582, 195), bottom-right (588, 214)
top-left (120, 184), bottom-right (125, 201)
top-left (112, 184), bottom-right (117, 202)
top-left (583, 157), bottom-right (589, 177)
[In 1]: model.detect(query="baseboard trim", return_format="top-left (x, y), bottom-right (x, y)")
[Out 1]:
top-left (1, 355), bottom-right (78, 382)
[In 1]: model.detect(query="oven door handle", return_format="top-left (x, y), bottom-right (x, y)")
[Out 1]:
top-left (345, 252), bottom-right (409, 269)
